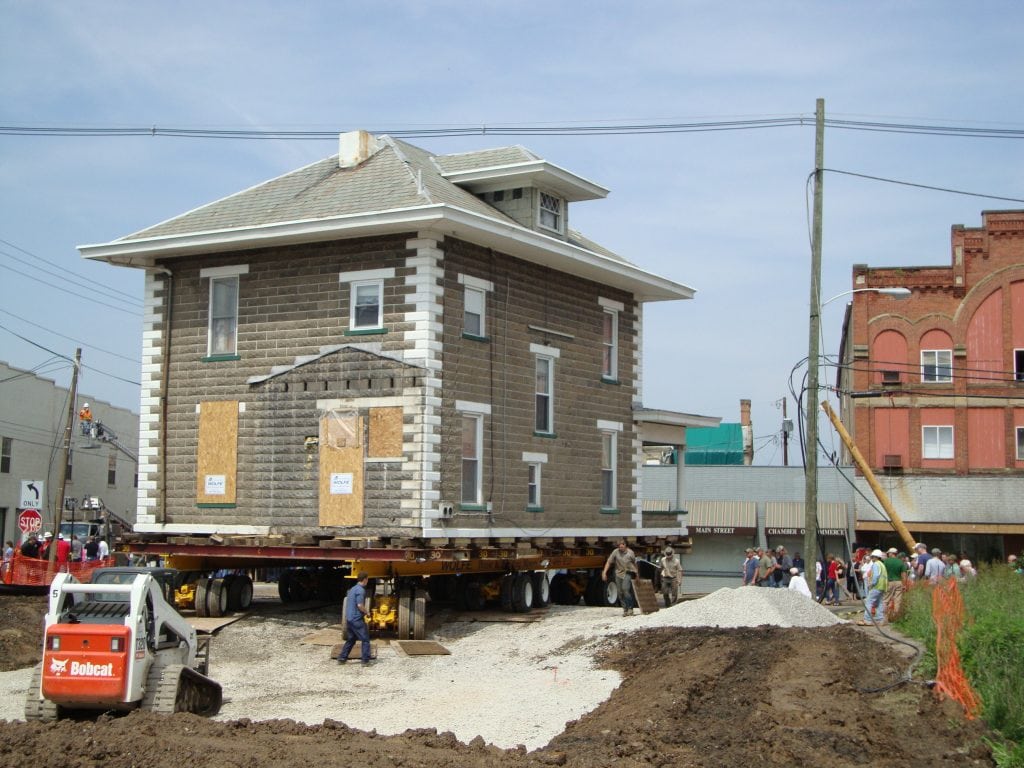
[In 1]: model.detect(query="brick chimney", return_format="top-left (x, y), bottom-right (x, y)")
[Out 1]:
top-left (339, 130), bottom-right (380, 169)
top-left (740, 399), bottom-right (753, 466)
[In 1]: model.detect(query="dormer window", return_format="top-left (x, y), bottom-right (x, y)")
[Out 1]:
top-left (538, 192), bottom-right (563, 233)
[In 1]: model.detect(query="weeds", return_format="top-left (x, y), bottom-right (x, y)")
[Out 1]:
top-left (895, 565), bottom-right (1024, 767)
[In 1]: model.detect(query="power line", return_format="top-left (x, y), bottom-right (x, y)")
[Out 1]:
top-left (0, 308), bottom-right (140, 364)
top-left (0, 239), bottom-right (142, 306)
top-left (0, 263), bottom-right (142, 317)
top-left (824, 168), bottom-right (1024, 204)
top-left (4, 115), bottom-right (1024, 140)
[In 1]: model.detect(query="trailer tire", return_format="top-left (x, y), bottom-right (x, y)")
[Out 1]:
top-left (194, 579), bottom-right (210, 617)
top-left (413, 589), bottom-right (427, 640)
top-left (511, 573), bottom-right (534, 613)
top-left (500, 574), bottom-right (515, 611)
top-left (398, 590), bottom-right (412, 639)
top-left (531, 572), bottom-right (550, 608)
top-left (603, 578), bottom-right (620, 607)
top-left (230, 574), bottom-right (253, 610)
top-left (207, 578), bottom-right (228, 618)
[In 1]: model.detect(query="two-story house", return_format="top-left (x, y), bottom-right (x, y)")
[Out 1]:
top-left (838, 209), bottom-right (1024, 558)
top-left (79, 131), bottom-right (695, 543)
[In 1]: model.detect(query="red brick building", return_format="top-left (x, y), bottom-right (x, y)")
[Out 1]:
top-left (840, 210), bottom-right (1024, 475)
top-left (838, 210), bottom-right (1024, 559)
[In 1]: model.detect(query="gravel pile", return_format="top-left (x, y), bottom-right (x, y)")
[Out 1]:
top-left (0, 584), bottom-right (845, 749)
top-left (639, 585), bottom-right (843, 629)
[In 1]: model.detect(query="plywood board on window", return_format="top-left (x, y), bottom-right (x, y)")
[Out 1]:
top-left (196, 400), bottom-right (238, 505)
top-left (319, 414), bottom-right (364, 526)
top-left (369, 406), bottom-right (404, 458)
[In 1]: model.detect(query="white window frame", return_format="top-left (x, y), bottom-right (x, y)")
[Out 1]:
top-left (535, 356), bottom-right (555, 434)
top-left (600, 430), bottom-right (617, 509)
top-left (350, 279), bottom-right (384, 331)
top-left (1, 436), bottom-right (11, 474)
top-left (527, 462), bottom-right (541, 508)
top-left (602, 308), bottom-right (618, 379)
top-left (1017, 427), bottom-right (1024, 461)
top-left (922, 425), bottom-right (954, 460)
top-left (537, 191), bottom-right (563, 233)
top-left (461, 413), bottom-right (483, 505)
top-left (208, 275), bottom-right (240, 356)
top-left (464, 286), bottom-right (485, 337)
top-left (201, 264), bottom-right (248, 357)
top-left (921, 349), bottom-right (952, 383)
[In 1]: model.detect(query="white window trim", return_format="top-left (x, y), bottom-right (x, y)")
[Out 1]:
top-left (463, 286), bottom-right (486, 337)
top-left (537, 190), bottom-right (564, 234)
top-left (457, 274), bottom-right (495, 292)
top-left (455, 400), bottom-right (491, 415)
top-left (200, 264), bottom-right (249, 279)
top-left (529, 343), bottom-right (560, 358)
top-left (207, 274), bottom-right (240, 356)
top-left (349, 279), bottom-right (384, 330)
top-left (921, 349), bottom-right (953, 383)
top-left (535, 355), bottom-right (555, 434)
top-left (598, 297), bottom-right (625, 312)
top-left (526, 461), bottom-right (542, 508)
top-left (461, 412), bottom-right (484, 505)
top-left (338, 267), bottom-right (395, 283)
top-left (922, 425), bottom-right (954, 460)
top-left (602, 307), bottom-right (619, 380)
top-left (601, 430), bottom-right (617, 509)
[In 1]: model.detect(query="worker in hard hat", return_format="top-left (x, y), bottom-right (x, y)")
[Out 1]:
top-left (660, 545), bottom-right (682, 607)
top-left (78, 402), bottom-right (93, 436)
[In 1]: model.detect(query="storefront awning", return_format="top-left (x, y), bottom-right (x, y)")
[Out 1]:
top-left (765, 502), bottom-right (848, 537)
top-left (686, 501), bottom-right (756, 535)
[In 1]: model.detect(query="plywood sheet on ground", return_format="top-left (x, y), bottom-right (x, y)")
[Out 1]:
top-left (633, 579), bottom-right (660, 614)
top-left (450, 610), bottom-right (546, 623)
top-left (395, 640), bottom-right (449, 656)
top-left (301, 628), bottom-right (345, 646)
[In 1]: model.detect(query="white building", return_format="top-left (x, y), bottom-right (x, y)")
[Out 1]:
top-left (0, 361), bottom-right (138, 545)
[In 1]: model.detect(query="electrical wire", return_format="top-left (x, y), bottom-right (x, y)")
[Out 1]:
top-left (5, 115), bottom-right (1024, 140)
top-left (824, 169), bottom-right (1024, 204)
top-left (0, 309), bottom-right (140, 365)
top-left (0, 263), bottom-right (141, 317)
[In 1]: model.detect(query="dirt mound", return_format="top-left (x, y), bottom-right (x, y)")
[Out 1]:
top-left (0, 595), bottom-right (46, 671)
top-left (0, 617), bottom-right (993, 767)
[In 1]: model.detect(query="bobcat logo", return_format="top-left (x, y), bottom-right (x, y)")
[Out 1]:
top-left (49, 658), bottom-right (69, 676)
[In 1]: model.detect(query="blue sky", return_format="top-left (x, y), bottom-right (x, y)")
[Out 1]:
top-left (2, 1), bottom-right (1023, 464)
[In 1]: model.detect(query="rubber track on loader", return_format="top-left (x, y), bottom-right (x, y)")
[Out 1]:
top-left (23, 663), bottom-right (58, 722)
top-left (142, 664), bottom-right (223, 716)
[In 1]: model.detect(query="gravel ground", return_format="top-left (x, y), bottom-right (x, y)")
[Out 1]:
top-left (0, 585), bottom-right (843, 750)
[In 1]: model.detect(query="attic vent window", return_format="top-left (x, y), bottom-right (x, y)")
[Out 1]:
top-left (492, 190), bottom-right (505, 202)
top-left (538, 192), bottom-right (563, 233)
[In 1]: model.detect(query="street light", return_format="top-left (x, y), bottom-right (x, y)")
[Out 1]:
top-left (804, 285), bottom-right (911, 592)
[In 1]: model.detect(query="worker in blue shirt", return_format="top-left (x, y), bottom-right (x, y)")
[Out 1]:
top-left (337, 572), bottom-right (374, 665)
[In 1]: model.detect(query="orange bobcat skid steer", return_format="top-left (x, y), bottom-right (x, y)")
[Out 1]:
top-left (25, 570), bottom-right (222, 721)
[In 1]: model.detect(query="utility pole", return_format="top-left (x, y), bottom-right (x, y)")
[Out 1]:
top-left (803, 99), bottom-right (825, 592)
top-left (781, 397), bottom-right (789, 467)
top-left (49, 347), bottom-right (81, 569)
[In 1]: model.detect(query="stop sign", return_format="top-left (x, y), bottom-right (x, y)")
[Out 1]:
top-left (18, 509), bottom-right (42, 535)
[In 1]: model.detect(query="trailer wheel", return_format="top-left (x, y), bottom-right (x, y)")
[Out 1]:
top-left (412, 589), bottom-right (427, 640)
top-left (500, 574), bottom-right (515, 611)
top-left (511, 573), bottom-right (534, 613)
top-left (398, 590), bottom-right (412, 639)
top-left (207, 578), bottom-right (228, 618)
top-left (602, 578), bottom-right (620, 607)
top-left (194, 578), bottom-right (210, 617)
top-left (531, 572), bottom-right (550, 608)
top-left (228, 577), bottom-right (253, 614)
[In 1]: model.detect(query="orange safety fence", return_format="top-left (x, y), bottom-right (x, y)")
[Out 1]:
top-left (1, 553), bottom-right (116, 587)
top-left (931, 577), bottom-right (983, 719)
